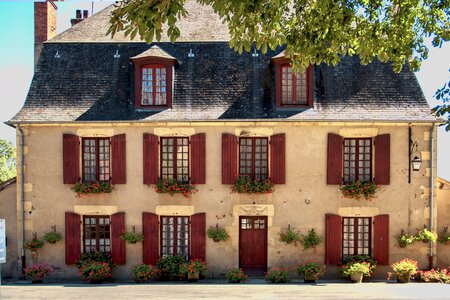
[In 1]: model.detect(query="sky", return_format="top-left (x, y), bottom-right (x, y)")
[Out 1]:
top-left (0, 1), bottom-right (449, 179)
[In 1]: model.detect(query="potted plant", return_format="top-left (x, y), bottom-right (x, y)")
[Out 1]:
top-left (265, 268), bottom-right (290, 283)
top-left (130, 264), bottom-right (159, 283)
top-left (279, 226), bottom-right (301, 245)
top-left (230, 176), bottom-right (275, 194)
top-left (179, 259), bottom-right (208, 282)
top-left (155, 178), bottom-right (198, 198)
top-left (76, 252), bottom-right (114, 284)
top-left (225, 268), bottom-right (248, 283)
top-left (156, 255), bottom-right (186, 281)
top-left (72, 181), bottom-right (112, 196)
top-left (341, 262), bottom-right (371, 283)
top-left (389, 258), bottom-right (418, 283)
top-left (43, 230), bottom-right (62, 244)
top-left (24, 263), bottom-right (52, 283)
top-left (25, 235), bottom-right (45, 252)
top-left (416, 228), bottom-right (437, 243)
top-left (339, 180), bottom-right (379, 201)
top-left (299, 229), bottom-right (323, 251)
top-left (438, 227), bottom-right (450, 245)
top-left (396, 229), bottom-right (416, 248)
top-left (207, 225), bottom-right (229, 242)
top-left (415, 268), bottom-right (450, 283)
top-left (339, 255), bottom-right (377, 278)
top-left (297, 262), bottom-right (325, 283)
top-left (121, 231), bottom-right (144, 244)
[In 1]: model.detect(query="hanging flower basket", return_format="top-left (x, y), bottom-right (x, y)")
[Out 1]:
top-left (230, 176), bottom-right (274, 194)
top-left (155, 178), bottom-right (198, 198)
top-left (72, 181), bottom-right (112, 195)
top-left (339, 180), bottom-right (379, 200)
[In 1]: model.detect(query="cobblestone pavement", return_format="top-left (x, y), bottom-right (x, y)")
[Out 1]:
top-left (1, 280), bottom-right (450, 300)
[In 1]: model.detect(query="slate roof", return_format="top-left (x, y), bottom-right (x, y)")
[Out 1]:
top-left (9, 3), bottom-right (435, 124)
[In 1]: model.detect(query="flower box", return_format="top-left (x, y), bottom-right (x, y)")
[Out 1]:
top-left (230, 176), bottom-right (274, 194)
top-left (72, 181), bottom-right (112, 195)
top-left (155, 178), bottom-right (198, 198)
top-left (339, 180), bottom-right (379, 201)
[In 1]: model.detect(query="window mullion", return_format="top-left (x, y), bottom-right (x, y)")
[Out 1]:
top-left (173, 138), bottom-right (178, 181)
top-left (292, 73), bottom-right (297, 104)
top-left (174, 217), bottom-right (178, 256)
top-left (152, 67), bottom-right (156, 105)
top-left (252, 139), bottom-right (256, 180)
top-left (354, 218), bottom-right (358, 255)
top-left (95, 138), bottom-right (100, 182)
top-left (355, 140), bottom-right (359, 181)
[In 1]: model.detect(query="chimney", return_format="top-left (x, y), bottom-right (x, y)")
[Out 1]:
top-left (70, 9), bottom-right (89, 26)
top-left (34, 1), bottom-right (58, 67)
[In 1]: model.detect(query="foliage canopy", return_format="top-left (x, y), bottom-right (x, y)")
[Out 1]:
top-left (108, 0), bottom-right (450, 72)
top-left (0, 139), bottom-right (16, 182)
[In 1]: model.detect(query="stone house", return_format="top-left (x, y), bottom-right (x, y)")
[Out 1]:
top-left (6, 1), bottom-right (440, 279)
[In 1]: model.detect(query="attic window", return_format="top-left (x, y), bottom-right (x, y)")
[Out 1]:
top-left (131, 46), bottom-right (178, 109)
top-left (271, 53), bottom-right (314, 108)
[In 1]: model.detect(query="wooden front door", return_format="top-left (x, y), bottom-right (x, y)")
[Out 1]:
top-left (239, 216), bottom-right (268, 275)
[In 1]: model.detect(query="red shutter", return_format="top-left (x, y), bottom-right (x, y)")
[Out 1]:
top-left (307, 65), bottom-right (314, 107)
top-left (373, 214), bottom-right (389, 265)
top-left (63, 134), bottom-right (79, 184)
top-left (143, 133), bottom-right (159, 185)
top-left (111, 134), bottom-right (126, 184)
top-left (269, 133), bottom-right (286, 184)
top-left (191, 133), bottom-right (206, 184)
top-left (325, 214), bottom-right (342, 265)
top-left (190, 213), bottom-right (206, 261)
top-left (65, 212), bottom-right (81, 265)
top-left (142, 212), bottom-right (159, 265)
top-left (111, 212), bottom-right (126, 265)
top-left (375, 134), bottom-right (390, 185)
top-left (327, 133), bottom-right (343, 185)
top-left (222, 133), bottom-right (238, 184)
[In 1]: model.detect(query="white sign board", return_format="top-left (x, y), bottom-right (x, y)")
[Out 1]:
top-left (0, 219), bottom-right (5, 263)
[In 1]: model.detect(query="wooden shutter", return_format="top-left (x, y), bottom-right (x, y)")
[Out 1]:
top-left (325, 214), bottom-right (342, 265)
top-left (191, 133), bottom-right (206, 184)
top-left (373, 214), bottom-right (389, 265)
top-left (143, 212), bottom-right (159, 265)
top-left (111, 212), bottom-right (126, 265)
top-left (63, 134), bottom-right (79, 184)
top-left (375, 134), bottom-right (390, 185)
top-left (327, 133), bottom-right (343, 185)
top-left (222, 133), bottom-right (238, 184)
top-left (269, 133), bottom-right (286, 184)
top-left (111, 134), bottom-right (126, 184)
top-left (65, 212), bottom-right (81, 265)
top-left (143, 133), bottom-right (159, 185)
top-left (190, 213), bottom-right (206, 261)
top-left (307, 65), bottom-right (314, 106)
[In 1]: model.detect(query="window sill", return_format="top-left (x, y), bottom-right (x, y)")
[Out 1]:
top-left (135, 107), bottom-right (171, 112)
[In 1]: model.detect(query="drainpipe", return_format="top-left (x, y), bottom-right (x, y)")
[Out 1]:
top-left (18, 127), bottom-right (26, 275)
top-left (429, 123), bottom-right (435, 270)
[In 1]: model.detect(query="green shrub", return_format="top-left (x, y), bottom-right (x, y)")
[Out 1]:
top-left (341, 262), bottom-right (371, 276)
top-left (339, 255), bottom-right (377, 277)
top-left (72, 181), bottom-right (112, 195)
top-left (43, 231), bottom-right (62, 244)
top-left (279, 227), bottom-right (301, 245)
top-left (130, 264), bottom-right (159, 283)
top-left (297, 262), bottom-right (325, 281)
top-left (396, 230), bottom-right (416, 247)
top-left (121, 232), bottom-right (144, 244)
top-left (155, 178), bottom-right (198, 198)
top-left (339, 180), bottom-right (379, 200)
top-left (225, 268), bottom-right (248, 283)
top-left (265, 269), bottom-right (290, 283)
top-left (156, 255), bottom-right (186, 280)
top-left (230, 176), bottom-right (274, 194)
top-left (416, 228), bottom-right (437, 243)
top-left (25, 238), bottom-right (44, 251)
top-left (207, 226), bottom-right (228, 242)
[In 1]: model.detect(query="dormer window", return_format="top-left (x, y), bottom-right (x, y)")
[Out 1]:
top-left (271, 52), bottom-right (314, 108)
top-left (131, 45), bottom-right (178, 109)
top-left (141, 65), bottom-right (167, 105)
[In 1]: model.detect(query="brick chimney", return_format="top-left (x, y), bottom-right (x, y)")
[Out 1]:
top-left (34, 1), bottom-right (58, 67)
top-left (70, 9), bottom-right (89, 26)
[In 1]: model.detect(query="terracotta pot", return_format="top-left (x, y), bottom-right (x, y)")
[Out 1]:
top-left (31, 277), bottom-right (43, 284)
top-left (187, 271), bottom-right (199, 282)
top-left (396, 273), bottom-right (411, 283)
top-left (350, 272), bottom-right (363, 283)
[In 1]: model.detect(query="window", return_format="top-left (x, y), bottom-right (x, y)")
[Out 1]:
top-left (343, 138), bottom-right (372, 183)
top-left (83, 215), bottom-right (111, 253)
top-left (281, 64), bottom-right (307, 105)
top-left (82, 138), bottom-right (110, 182)
top-left (342, 217), bottom-right (371, 257)
top-left (160, 137), bottom-right (189, 183)
top-left (160, 216), bottom-right (189, 258)
top-left (141, 65), bottom-right (167, 106)
top-left (239, 137), bottom-right (268, 180)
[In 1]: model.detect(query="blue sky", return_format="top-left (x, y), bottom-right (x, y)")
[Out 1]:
top-left (0, 1), bottom-right (449, 179)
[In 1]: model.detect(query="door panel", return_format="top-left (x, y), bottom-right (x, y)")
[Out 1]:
top-left (239, 216), bottom-right (267, 275)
